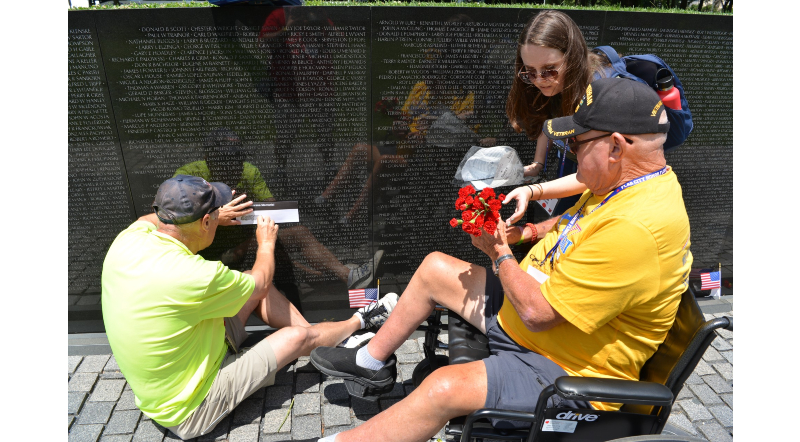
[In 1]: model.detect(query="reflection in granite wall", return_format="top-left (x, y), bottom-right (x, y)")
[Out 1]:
top-left (369, 8), bottom-right (607, 293)
top-left (94, 7), bottom-right (372, 324)
top-left (68, 13), bottom-right (136, 333)
top-left (68, 6), bottom-right (732, 332)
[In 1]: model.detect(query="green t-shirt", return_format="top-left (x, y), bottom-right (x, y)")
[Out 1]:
top-left (174, 161), bottom-right (274, 201)
top-left (101, 220), bottom-right (255, 427)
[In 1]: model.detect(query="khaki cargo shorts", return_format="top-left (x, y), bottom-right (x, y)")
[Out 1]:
top-left (167, 317), bottom-right (278, 440)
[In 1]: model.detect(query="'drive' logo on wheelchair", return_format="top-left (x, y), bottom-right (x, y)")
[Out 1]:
top-left (555, 410), bottom-right (599, 421)
top-left (542, 411), bottom-right (600, 433)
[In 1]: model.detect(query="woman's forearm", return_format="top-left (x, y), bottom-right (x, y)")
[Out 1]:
top-left (539, 173), bottom-right (587, 199)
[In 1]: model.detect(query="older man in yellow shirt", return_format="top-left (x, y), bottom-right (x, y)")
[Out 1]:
top-left (310, 77), bottom-right (693, 442)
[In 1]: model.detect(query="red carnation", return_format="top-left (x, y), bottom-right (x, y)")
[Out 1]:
top-left (459, 185), bottom-right (476, 198)
top-left (488, 199), bottom-right (502, 212)
top-left (462, 210), bottom-right (475, 222)
top-left (475, 214), bottom-right (484, 228)
top-left (464, 195), bottom-right (474, 206)
top-left (498, 193), bottom-right (506, 202)
top-left (455, 197), bottom-right (466, 210)
top-left (462, 222), bottom-right (473, 234)
top-left (479, 187), bottom-right (495, 200)
top-left (484, 220), bottom-right (497, 235)
top-left (449, 218), bottom-right (460, 228)
top-left (466, 222), bottom-right (482, 236)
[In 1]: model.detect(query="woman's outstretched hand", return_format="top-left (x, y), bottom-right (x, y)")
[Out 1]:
top-left (503, 186), bottom-right (532, 225)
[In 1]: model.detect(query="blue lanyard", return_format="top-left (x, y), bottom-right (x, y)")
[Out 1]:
top-left (538, 167), bottom-right (668, 268)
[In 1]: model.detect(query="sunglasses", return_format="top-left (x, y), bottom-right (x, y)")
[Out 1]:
top-left (517, 60), bottom-right (565, 84)
top-left (562, 133), bottom-right (634, 154)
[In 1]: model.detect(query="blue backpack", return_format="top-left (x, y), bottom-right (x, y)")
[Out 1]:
top-left (593, 46), bottom-right (693, 152)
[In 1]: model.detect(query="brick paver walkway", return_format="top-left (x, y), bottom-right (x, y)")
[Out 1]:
top-left (68, 307), bottom-right (733, 442)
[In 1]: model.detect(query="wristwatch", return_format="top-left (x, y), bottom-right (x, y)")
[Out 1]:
top-left (494, 254), bottom-right (516, 276)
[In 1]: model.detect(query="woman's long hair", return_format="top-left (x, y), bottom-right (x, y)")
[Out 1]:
top-left (506, 10), bottom-right (606, 140)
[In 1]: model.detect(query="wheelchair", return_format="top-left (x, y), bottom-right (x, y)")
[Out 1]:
top-left (410, 287), bottom-right (733, 442)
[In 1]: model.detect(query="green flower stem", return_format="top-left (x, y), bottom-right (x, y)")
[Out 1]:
top-left (278, 397), bottom-right (294, 432)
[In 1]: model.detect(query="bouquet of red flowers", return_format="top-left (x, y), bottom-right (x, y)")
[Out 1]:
top-left (450, 185), bottom-right (505, 237)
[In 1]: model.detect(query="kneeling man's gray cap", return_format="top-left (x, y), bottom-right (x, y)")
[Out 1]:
top-left (153, 175), bottom-right (233, 225)
top-left (543, 77), bottom-right (670, 140)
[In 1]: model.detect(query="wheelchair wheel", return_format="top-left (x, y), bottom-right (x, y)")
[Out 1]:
top-left (411, 355), bottom-right (449, 388)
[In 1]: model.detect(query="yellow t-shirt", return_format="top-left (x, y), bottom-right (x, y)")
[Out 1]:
top-left (497, 168), bottom-right (692, 411)
top-left (101, 221), bottom-right (254, 426)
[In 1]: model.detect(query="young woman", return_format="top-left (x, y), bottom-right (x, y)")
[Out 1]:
top-left (504, 10), bottom-right (610, 224)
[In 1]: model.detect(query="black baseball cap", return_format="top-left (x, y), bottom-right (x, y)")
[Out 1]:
top-left (543, 77), bottom-right (670, 141)
top-left (152, 175), bottom-right (232, 225)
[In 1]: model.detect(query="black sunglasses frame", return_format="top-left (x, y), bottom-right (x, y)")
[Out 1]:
top-left (560, 133), bottom-right (635, 155)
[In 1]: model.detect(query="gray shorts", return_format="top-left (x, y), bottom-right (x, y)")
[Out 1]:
top-left (167, 316), bottom-right (278, 440)
top-left (482, 269), bottom-right (591, 430)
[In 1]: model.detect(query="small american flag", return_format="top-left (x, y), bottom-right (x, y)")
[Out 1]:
top-left (349, 288), bottom-right (378, 308)
top-left (700, 271), bottom-right (721, 290)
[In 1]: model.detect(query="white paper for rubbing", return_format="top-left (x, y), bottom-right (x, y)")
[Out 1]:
top-left (238, 209), bottom-right (299, 224)
top-left (236, 201), bottom-right (300, 225)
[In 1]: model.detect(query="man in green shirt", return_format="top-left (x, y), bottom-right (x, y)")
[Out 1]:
top-left (102, 175), bottom-right (397, 440)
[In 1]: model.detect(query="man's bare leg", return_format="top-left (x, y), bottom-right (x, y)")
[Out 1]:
top-left (363, 251), bottom-right (489, 361)
top-left (234, 281), bottom-right (309, 328)
top-left (264, 316), bottom-right (362, 368)
top-left (235, 282), bottom-right (362, 368)
top-left (334, 360), bottom-right (488, 442)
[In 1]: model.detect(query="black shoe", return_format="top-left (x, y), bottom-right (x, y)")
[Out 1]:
top-left (310, 346), bottom-right (397, 398)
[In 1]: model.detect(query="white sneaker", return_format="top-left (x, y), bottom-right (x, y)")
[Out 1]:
top-left (337, 332), bottom-right (376, 348)
top-left (355, 292), bottom-right (398, 331)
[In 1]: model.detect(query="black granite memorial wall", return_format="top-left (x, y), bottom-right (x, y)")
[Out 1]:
top-left (68, 6), bottom-right (733, 333)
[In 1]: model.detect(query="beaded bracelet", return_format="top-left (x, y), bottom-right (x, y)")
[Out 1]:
top-left (526, 222), bottom-right (538, 243)
top-left (515, 223), bottom-right (539, 246)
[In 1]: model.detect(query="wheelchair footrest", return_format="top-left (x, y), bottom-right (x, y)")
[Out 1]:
top-left (343, 377), bottom-right (395, 402)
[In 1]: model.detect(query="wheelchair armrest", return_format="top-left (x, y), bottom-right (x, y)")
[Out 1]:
top-left (553, 377), bottom-right (673, 407)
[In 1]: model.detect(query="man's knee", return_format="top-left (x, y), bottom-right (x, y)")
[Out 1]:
top-left (278, 326), bottom-right (311, 350)
top-left (417, 362), bottom-right (488, 415)
top-left (420, 251), bottom-right (452, 275)
top-left (420, 367), bottom-right (467, 410)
